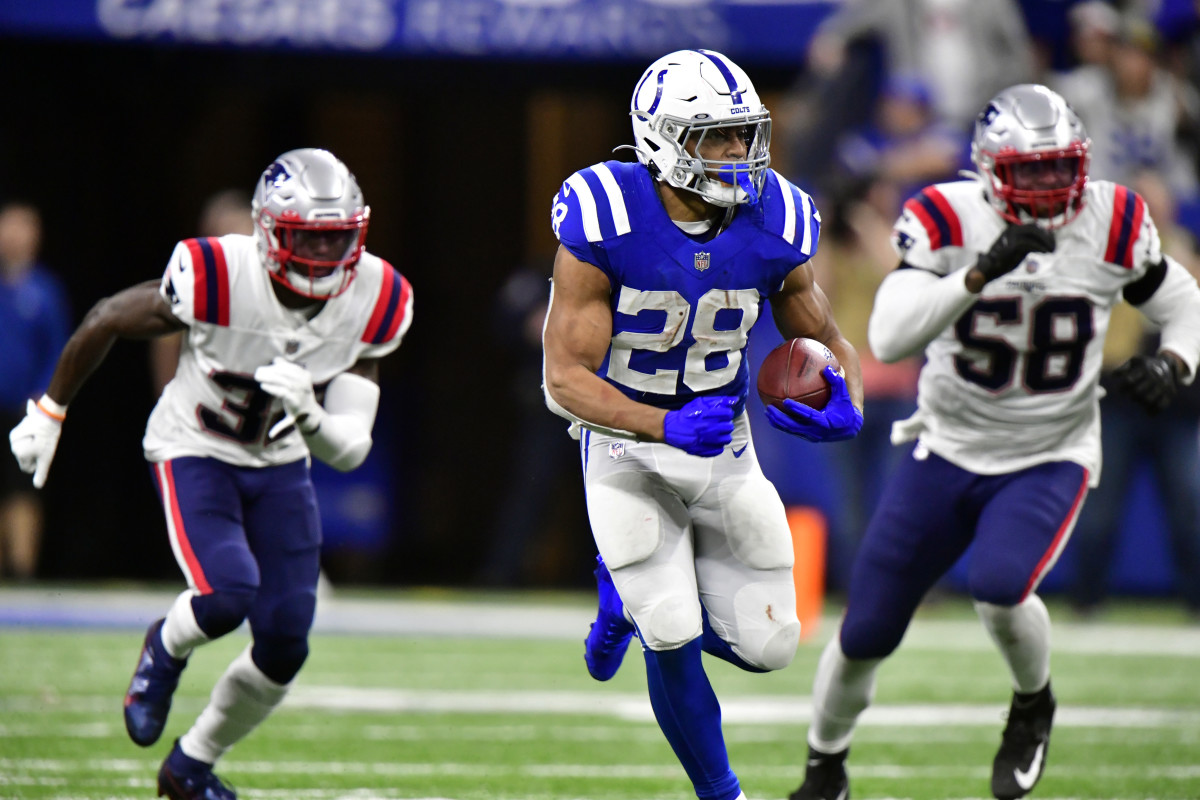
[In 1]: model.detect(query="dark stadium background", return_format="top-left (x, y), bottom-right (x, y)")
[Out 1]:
top-left (3, 3), bottom-right (1185, 600)
top-left (0, 37), bottom-right (804, 586)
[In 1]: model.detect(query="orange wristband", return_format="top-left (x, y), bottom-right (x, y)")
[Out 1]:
top-left (35, 394), bottom-right (67, 422)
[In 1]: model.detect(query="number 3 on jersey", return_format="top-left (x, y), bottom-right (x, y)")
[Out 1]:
top-left (608, 286), bottom-right (761, 393)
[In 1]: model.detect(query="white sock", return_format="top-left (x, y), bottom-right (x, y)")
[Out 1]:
top-left (180, 645), bottom-right (289, 765)
top-left (975, 595), bottom-right (1051, 694)
top-left (807, 632), bottom-right (881, 754)
top-left (161, 590), bottom-right (209, 660)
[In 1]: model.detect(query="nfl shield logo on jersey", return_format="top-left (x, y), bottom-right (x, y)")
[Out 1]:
top-left (609, 442), bottom-right (625, 460)
top-left (285, 339), bottom-right (300, 355)
top-left (694, 252), bottom-right (710, 271)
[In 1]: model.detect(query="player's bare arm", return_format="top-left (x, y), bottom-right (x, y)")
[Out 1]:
top-left (769, 259), bottom-right (864, 410)
top-left (543, 245), bottom-right (669, 442)
top-left (46, 279), bottom-right (185, 406)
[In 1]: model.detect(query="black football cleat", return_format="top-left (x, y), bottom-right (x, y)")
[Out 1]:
top-left (157, 739), bottom-right (237, 800)
top-left (583, 555), bottom-right (635, 681)
top-left (124, 618), bottom-right (188, 746)
top-left (991, 682), bottom-right (1056, 799)
top-left (789, 745), bottom-right (849, 800)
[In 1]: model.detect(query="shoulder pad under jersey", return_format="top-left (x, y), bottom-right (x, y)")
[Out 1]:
top-left (1088, 180), bottom-right (1162, 270)
top-left (759, 169), bottom-right (821, 262)
top-left (161, 237), bottom-right (233, 327)
top-left (357, 255), bottom-right (414, 357)
top-left (551, 161), bottom-right (637, 265)
top-left (892, 181), bottom-right (981, 274)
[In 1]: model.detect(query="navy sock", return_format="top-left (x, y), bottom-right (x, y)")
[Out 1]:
top-left (643, 639), bottom-right (741, 800)
top-left (701, 608), bottom-right (765, 673)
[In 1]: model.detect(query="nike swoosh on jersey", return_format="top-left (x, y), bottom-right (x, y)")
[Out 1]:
top-left (1014, 742), bottom-right (1046, 791)
top-left (733, 444), bottom-right (748, 458)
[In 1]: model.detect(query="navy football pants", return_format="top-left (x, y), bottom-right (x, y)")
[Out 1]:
top-left (840, 449), bottom-right (1087, 660)
top-left (150, 456), bottom-right (321, 683)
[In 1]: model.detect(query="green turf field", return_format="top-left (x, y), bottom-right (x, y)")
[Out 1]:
top-left (1, 588), bottom-right (1198, 800)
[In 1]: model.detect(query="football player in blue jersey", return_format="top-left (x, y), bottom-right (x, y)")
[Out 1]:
top-left (542, 49), bottom-right (864, 800)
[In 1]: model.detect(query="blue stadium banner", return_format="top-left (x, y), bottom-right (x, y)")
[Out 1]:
top-left (0, 0), bottom-right (834, 64)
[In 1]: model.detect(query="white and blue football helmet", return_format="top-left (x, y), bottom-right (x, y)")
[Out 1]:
top-left (628, 49), bottom-right (772, 207)
top-left (252, 148), bottom-right (370, 299)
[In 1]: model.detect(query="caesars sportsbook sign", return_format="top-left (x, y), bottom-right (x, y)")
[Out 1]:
top-left (1, 0), bottom-right (834, 63)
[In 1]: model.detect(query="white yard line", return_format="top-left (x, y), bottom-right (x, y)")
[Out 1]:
top-left (4, 756), bottom-right (1200, 781)
top-left (283, 685), bottom-right (1200, 728)
top-left (3, 587), bottom-right (1200, 656)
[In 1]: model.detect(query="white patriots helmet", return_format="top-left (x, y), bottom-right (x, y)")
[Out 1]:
top-left (971, 84), bottom-right (1091, 230)
top-left (629, 49), bottom-right (772, 208)
top-left (252, 148), bottom-right (370, 299)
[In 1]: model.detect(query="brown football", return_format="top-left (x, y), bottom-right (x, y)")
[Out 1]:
top-left (756, 338), bottom-right (841, 411)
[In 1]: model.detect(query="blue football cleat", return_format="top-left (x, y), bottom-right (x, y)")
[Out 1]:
top-left (584, 555), bottom-right (635, 681)
top-left (158, 739), bottom-right (237, 800)
top-left (124, 618), bottom-right (188, 747)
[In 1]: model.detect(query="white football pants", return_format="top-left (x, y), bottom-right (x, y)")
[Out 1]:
top-left (582, 413), bottom-right (801, 671)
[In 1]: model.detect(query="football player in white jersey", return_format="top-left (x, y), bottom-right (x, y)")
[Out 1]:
top-left (8, 148), bottom-right (412, 800)
top-left (544, 50), bottom-right (864, 800)
top-left (790, 85), bottom-right (1200, 800)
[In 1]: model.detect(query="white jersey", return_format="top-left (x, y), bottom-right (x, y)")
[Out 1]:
top-left (143, 234), bottom-right (413, 467)
top-left (871, 178), bottom-right (1200, 485)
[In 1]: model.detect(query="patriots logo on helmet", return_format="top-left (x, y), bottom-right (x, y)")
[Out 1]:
top-left (695, 252), bottom-right (711, 271)
top-left (263, 161), bottom-right (291, 189)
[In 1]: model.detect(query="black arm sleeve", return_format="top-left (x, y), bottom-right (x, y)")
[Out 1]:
top-left (1123, 258), bottom-right (1169, 306)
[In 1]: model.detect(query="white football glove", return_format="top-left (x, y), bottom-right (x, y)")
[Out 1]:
top-left (9, 398), bottom-right (64, 489)
top-left (254, 357), bottom-right (324, 437)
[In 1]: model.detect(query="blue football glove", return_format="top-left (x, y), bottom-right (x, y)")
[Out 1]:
top-left (663, 396), bottom-right (737, 457)
top-left (764, 366), bottom-right (864, 442)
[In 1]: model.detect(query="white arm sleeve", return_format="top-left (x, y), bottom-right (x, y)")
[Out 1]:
top-left (542, 382), bottom-right (640, 441)
top-left (1133, 255), bottom-right (1200, 384)
top-left (302, 372), bottom-right (380, 472)
top-left (868, 266), bottom-right (980, 363)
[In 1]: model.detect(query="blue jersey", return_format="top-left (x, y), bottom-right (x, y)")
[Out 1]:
top-left (551, 160), bottom-right (819, 410)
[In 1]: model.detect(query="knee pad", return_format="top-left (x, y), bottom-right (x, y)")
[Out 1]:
top-left (727, 579), bottom-right (800, 671)
top-left (620, 564), bottom-right (702, 651)
top-left (251, 634), bottom-right (309, 685)
top-left (191, 589), bottom-right (256, 639)
top-left (750, 623), bottom-right (801, 671)
top-left (642, 594), bottom-right (703, 651)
